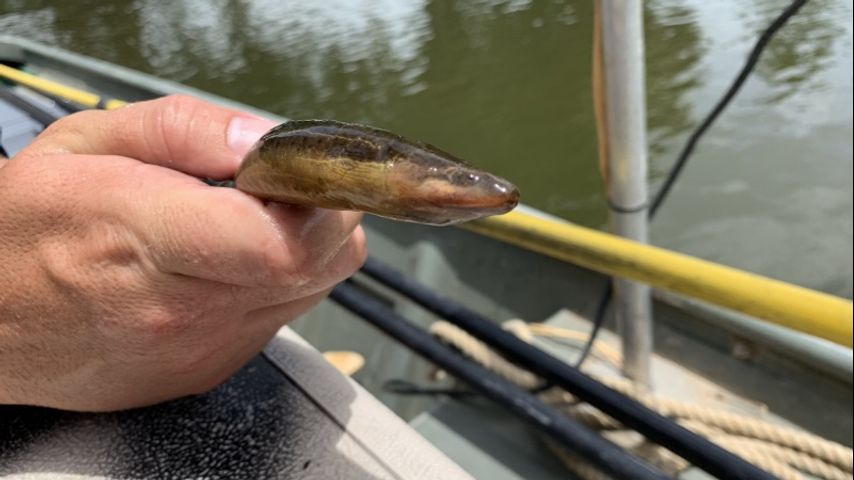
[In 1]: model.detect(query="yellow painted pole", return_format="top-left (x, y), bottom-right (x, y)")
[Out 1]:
top-left (0, 64), bottom-right (126, 110)
top-left (466, 210), bottom-right (853, 348)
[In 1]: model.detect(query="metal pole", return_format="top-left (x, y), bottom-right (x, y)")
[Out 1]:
top-left (597, 1), bottom-right (653, 385)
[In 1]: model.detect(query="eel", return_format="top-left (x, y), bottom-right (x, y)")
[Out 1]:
top-left (233, 120), bottom-right (520, 226)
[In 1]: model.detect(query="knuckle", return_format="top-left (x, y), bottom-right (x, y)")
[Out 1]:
top-left (38, 240), bottom-right (80, 290)
top-left (288, 249), bottom-right (318, 285)
top-left (258, 235), bottom-right (312, 288)
top-left (159, 94), bottom-right (202, 118)
top-left (327, 229), bottom-right (369, 281)
top-left (351, 228), bottom-right (369, 269)
top-left (129, 304), bottom-right (223, 372)
top-left (159, 94), bottom-right (212, 133)
top-left (269, 253), bottom-right (312, 288)
top-left (42, 110), bottom-right (104, 137)
top-left (134, 304), bottom-right (194, 341)
top-left (261, 228), bottom-right (368, 289)
top-left (148, 94), bottom-right (207, 162)
top-left (25, 110), bottom-right (107, 157)
top-left (38, 223), bottom-right (142, 295)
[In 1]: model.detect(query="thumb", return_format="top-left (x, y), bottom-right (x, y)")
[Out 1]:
top-left (23, 95), bottom-right (278, 178)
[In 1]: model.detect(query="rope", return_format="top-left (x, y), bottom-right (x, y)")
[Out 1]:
top-left (430, 320), bottom-right (853, 480)
top-left (558, 399), bottom-right (853, 478)
top-left (720, 438), bottom-right (851, 480)
top-left (574, 375), bottom-right (853, 471)
top-left (524, 322), bottom-right (623, 367)
top-left (428, 322), bottom-right (542, 389)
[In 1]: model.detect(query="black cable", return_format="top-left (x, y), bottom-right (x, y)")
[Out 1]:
top-left (33, 90), bottom-right (87, 116)
top-left (383, 374), bottom-right (553, 399)
top-left (331, 280), bottom-right (670, 480)
top-left (0, 84), bottom-right (61, 126)
top-left (649, 0), bottom-right (808, 217)
top-left (0, 128), bottom-right (7, 158)
top-left (382, 379), bottom-right (478, 399)
top-left (578, 0), bottom-right (810, 369)
top-left (359, 256), bottom-right (778, 480)
top-left (574, 281), bottom-right (612, 368)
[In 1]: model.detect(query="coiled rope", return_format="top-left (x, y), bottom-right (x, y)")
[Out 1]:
top-left (429, 320), bottom-right (853, 480)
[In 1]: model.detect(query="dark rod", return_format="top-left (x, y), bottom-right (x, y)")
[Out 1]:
top-left (0, 84), bottom-right (61, 127)
top-left (359, 256), bottom-right (778, 480)
top-left (330, 281), bottom-right (670, 480)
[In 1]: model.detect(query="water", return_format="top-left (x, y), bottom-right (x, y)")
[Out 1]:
top-left (2, 0), bottom-right (851, 298)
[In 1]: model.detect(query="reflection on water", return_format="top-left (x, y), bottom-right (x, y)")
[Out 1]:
top-left (644, 2), bottom-right (705, 162)
top-left (1, 0), bottom-right (851, 297)
top-left (745, 0), bottom-right (842, 102)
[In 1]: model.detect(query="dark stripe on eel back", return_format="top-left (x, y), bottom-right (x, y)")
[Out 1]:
top-left (261, 120), bottom-right (470, 167)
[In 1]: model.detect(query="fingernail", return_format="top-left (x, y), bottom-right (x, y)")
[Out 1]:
top-left (227, 115), bottom-right (279, 156)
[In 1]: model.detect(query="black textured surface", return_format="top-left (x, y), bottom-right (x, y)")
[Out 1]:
top-left (0, 355), bottom-right (380, 479)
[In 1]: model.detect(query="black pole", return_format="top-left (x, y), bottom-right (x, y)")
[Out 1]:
top-left (359, 256), bottom-right (778, 480)
top-left (330, 281), bottom-right (671, 480)
top-left (0, 84), bottom-right (61, 126)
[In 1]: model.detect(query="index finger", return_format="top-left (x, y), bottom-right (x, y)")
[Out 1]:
top-left (22, 94), bottom-right (275, 179)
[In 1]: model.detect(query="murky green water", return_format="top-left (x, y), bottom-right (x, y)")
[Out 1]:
top-left (2, 0), bottom-right (851, 297)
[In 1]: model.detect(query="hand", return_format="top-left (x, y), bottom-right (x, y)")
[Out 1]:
top-left (0, 95), bottom-right (366, 411)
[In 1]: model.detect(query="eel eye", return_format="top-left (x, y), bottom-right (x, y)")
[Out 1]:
top-left (452, 172), bottom-right (480, 186)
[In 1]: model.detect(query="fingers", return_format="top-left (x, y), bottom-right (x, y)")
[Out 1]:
top-left (11, 147), bottom-right (367, 293)
top-left (149, 226), bottom-right (363, 334)
top-left (245, 287), bottom-right (333, 334)
top-left (16, 94), bottom-right (366, 291)
top-left (22, 94), bottom-right (277, 179)
top-left (262, 204), bottom-right (366, 278)
top-left (129, 170), bottom-right (366, 290)
top-left (232, 225), bottom-right (367, 308)
top-left (9, 104), bottom-right (365, 294)
top-left (16, 93), bottom-right (365, 310)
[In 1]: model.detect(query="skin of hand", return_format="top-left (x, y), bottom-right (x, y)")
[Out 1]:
top-left (0, 95), bottom-right (367, 411)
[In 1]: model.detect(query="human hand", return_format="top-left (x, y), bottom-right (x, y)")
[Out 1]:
top-left (0, 95), bottom-right (366, 411)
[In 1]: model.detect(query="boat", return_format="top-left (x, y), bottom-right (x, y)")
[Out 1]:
top-left (1, 34), bottom-right (851, 480)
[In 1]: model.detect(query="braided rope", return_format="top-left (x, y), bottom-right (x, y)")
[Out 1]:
top-left (428, 322), bottom-right (541, 389)
top-left (430, 320), bottom-right (853, 480)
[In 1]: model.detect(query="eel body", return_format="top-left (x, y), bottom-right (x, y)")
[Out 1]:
top-left (234, 120), bottom-right (520, 226)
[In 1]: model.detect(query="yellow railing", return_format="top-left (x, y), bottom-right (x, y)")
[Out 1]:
top-left (0, 63), bottom-right (126, 110)
top-left (467, 210), bottom-right (853, 348)
top-left (3, 62), bottom-right (851, 347)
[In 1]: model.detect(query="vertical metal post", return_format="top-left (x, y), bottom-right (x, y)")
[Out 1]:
top-left (596, 1), bottom-right (653, 386)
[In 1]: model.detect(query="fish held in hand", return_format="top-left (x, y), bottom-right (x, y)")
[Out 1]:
top-left (234, 120), bottom-right (520, 226)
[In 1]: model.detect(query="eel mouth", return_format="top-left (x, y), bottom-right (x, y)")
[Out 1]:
top-left (378, 179), bottom-right (521, 225)
top-left (433, 178), bottom-right (520, 213)
top-left (404, 180), bottom-right (520, 226)
top-left (448, 188), bottom-right (519, 212)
